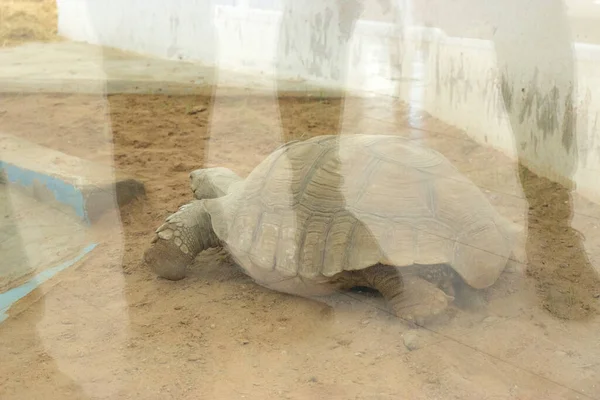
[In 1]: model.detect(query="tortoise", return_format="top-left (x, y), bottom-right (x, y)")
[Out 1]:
top-left (144, 134), bottom-right (518, 325)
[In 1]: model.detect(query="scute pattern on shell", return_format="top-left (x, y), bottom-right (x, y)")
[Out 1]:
top-left (211, 135), bottom-right (513, 288)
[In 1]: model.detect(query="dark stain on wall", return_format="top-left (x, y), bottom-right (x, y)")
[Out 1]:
top-left (500, 67), bottom-right (575, 154)
top-left (309, 9), bottom-right (335, 79)
top-left (438, 51), bottom-right (473, 108)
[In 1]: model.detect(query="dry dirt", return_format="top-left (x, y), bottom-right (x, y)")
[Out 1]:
top-left (1, 91), bottom-right (600, 399)
top-left (0, 0), bottom-right (58, 48)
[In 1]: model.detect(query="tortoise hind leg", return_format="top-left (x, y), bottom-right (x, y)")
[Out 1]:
top-left (414, 264), bottom-right (487, 311)
top-left (190, 167), bottom-right (243, 199)
top-left (412, 264), bottom-right (459, 298)
top-left (343, 264), bottom-right (453, 326)
top-left (144, 200), bottom-right (220, 280)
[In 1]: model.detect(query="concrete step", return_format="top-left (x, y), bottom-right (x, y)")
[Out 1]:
top-left (0, 41), bottom-right (349, 97)
top-left (0, 133), bottom-right (143, 322)
top-left (0, 132), bottom-right (145, 224)
top-left (0, 185), bottom-right (97, 321)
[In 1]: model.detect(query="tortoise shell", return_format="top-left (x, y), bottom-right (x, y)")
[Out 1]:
top-left (205, 134), bottom-right (514, 289)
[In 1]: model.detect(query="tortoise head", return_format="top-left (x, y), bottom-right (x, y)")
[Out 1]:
top-left (190, 167), bottom-right (243, 200)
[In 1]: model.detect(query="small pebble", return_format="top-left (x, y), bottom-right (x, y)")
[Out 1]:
top-left (593, 294), bottom-right (600, 299)
top-left (403, 330), bottom-right (421, 351)
top-left (187, 106), bottom-right (207, 115)
top-left (483, 316), bottom-right (498, 324)
top-left (210, 324), bottom-right (216, 329)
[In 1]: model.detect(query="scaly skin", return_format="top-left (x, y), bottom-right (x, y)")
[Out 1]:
top-left (144, 168), bottom-right (243, 280)
top-left (190, 167), bottom-right (243, 200)
top-left (335, 264), bottom-right (453, 326)
top-left (405, 264), bottom-right (461, 298)
top-left (144, 200), bottom-right (220, 280)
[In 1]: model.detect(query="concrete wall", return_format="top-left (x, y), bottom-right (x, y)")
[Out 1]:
top-left (415, 30), bottom-right (600, 198)
top-left (55, 0), bottom-right (600, 201)
top-left (56, 0), bottom-right (407, 94)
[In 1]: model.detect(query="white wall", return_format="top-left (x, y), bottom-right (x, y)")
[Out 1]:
top-left (56, 0), bottom-right (406, 94)
top-left (57, 0), bottom-right (219, 63)
top-left (55, 0), bottom-right (600, 201)
top-left (416, 30), bottom-right (600, 202)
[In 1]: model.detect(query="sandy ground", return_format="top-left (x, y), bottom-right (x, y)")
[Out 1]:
top-left (0, 0), bottom-right (58, 48)
top-left (0, 3), bottom-right (598, 399)
top-left (0, 91), bottom-right (599, 400)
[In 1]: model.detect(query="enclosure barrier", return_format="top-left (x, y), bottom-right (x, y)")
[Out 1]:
top-left (56, 0), bottom-right (600, 202)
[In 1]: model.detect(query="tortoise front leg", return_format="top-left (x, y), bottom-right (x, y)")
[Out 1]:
top-left (144, 200), bottom-right (220, 280)
top-left (341, 264), bottom-right (453, 326)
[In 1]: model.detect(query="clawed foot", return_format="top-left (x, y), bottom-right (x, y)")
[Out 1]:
top-left (144, 219), bottom-right (194, 281)
top-left (144, 201), bottom-right (215, 281)
top-left (390, 276), bottom-right (454, 327)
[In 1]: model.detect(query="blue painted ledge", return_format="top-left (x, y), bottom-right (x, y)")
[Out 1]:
top-left (0, 243), bottom-right (98, 323)
top-left (0, 133), bottom-right (145, 225)
top-left (0, 160), bottom-right (90, 224)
